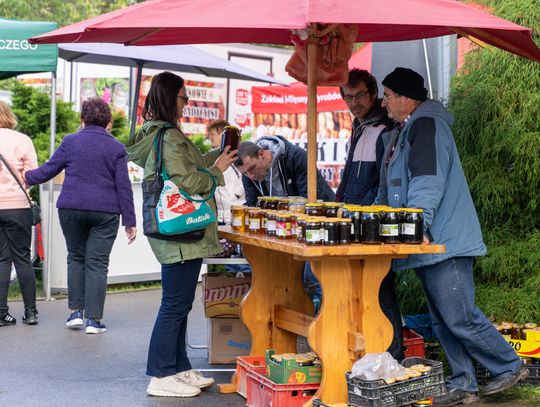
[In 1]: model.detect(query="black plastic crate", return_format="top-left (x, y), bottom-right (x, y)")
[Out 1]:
top-left (346, 357), bottom-right (445, 407)
top-left (476, 361), bottom-right (540, 386)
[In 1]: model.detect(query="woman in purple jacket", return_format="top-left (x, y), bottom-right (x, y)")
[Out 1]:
top-left (25, 98), bottom-right (137, 334)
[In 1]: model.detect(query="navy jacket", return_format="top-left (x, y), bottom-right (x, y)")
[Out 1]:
top-left (243, 135), bottom-right (335, 206)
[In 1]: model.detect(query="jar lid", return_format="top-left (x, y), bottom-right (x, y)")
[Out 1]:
top-left (290, 198), bottom-right (307, 203)
top-left (231, 205), bottom-right (246, 210)
top-left (276, 213), bottom-right (291, 219)
top-left (402, 208), bottom-right (424, 213)
top-left (339, 218), bottom-right (352, 223)
top-left (323, 202), bottom-right (340, 207)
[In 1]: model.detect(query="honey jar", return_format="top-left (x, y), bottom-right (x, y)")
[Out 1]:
top-left (266, 210), bottom-right (277, 236)
top-left (230, 205), bottom-right (245, 232)
top-left (248, 209), bottom-right (263, 234)
top-left (277, 198), bottom-right (291, 212)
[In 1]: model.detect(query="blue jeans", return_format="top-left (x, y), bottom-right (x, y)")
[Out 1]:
top-left (146, 259), bottom-right (202, 377)
top-left (415, 257), bottom-right (521, 392)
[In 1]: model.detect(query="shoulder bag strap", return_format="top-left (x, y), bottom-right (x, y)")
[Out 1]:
top-left (152, 124), bottom-right (175, 180)
top-left (0, 152), bottom-right (33, 206)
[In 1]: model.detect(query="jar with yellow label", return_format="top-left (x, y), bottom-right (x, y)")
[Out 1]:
top-left (277, 198), bottom-right (290, 212)
top-left (305, 218), bottom-right (322, 245)
top-left (323, 202), bottom-right (341, 218)
top-left (248, 209), bottom-right (263, 234)
top-left (305, 203), bottom-right (324, 217)
top-left (230, 205), bottom-right (245, 232)
top-left (276, 213), bottom-right (293, 239)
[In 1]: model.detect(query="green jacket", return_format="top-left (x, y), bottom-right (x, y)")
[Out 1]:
top-left (127, 120), bottom-right (224, 264)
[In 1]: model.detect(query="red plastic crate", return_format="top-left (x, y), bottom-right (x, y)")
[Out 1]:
top-left (237, 355), bottom-right (267, 398)
top-left (403, 328), bottom-right (425, 358)
top-left (246, 370), bottom-right (319, 407)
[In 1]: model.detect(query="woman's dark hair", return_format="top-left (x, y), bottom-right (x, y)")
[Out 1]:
top-left (81, 97), bottom-right (112, 128)
top-left (142, 71), bottom-right (185, 126)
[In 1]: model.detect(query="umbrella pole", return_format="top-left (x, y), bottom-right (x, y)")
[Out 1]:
top-left (307, 30), bottom-right (318, 203)
top-left (129, 61), bottom-right (143, 144)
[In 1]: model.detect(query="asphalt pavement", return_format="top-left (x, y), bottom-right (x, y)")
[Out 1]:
top-left (0, 286), bottom-right (245, 407)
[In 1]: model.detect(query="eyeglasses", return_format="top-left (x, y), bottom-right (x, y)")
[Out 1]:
top-left (382, 93), bottom-right (399, 102)
top-left (177, 95), bottom-right (189, 103)
top-left (343, 91), bottom-right (370, 103)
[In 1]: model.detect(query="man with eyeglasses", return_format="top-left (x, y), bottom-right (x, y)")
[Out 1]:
top-left (377, 67), bottom-right (527, 407)
top-left (336, 69), bottom-right (395, 205)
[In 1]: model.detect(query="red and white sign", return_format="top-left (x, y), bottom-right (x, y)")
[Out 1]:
top-left (251, 83), bottom-right (348, 114)
top-left (236, 88), bottom-right (249, 106)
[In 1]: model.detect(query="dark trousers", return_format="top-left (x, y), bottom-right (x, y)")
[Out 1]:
top-left (0, 208), bottom-right (36, 312)
top-left (147, 259), bottom-right (202, 377)
top-left (58, 209), bottom-right (119, 320)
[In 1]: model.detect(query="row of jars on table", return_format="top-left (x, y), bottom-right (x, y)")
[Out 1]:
top-left (230, 197), bottom-right (424, 245)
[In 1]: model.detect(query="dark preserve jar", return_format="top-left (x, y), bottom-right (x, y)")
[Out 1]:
top-left (323, 203), bottom-right (340, 218)
top-left (401, 208), bottom-right (424, 244)
top-left (380, 209), bottom-right (401, 244)
top-left (323, 219), bottom-right (338, 245)
top-left (266, 197), bottom-right (279, 210)
top-left (305, 203), bottom-right (324, 217)
top-left (256, 196), bottom-right (267, 209)
top-left (361, 209), bottom-right (380, 244)
top-left (220, 125), bottom-right (241, 152)
top-left (338, 218), bottom-right (352, 244)
top-left (305, 218), bottom-right (322, 245)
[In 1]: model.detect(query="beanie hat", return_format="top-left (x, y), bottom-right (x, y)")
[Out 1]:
top-left (382, 67), bottom-right (428, 101)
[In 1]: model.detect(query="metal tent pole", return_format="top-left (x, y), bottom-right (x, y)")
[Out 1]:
top-left (45, 71), bottom-right (57, 301)
top-left (422, 39), bottom-right (434, 99)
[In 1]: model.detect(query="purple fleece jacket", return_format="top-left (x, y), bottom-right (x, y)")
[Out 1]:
top-left (26, 125), bottom-right (136, 227)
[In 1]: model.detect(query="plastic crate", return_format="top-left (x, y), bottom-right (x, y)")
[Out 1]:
top-left (403, 329), bottom-right (425, 358)
top-left (237, 355), bottom-right (267, 398)
top-left (246, 370), bottom-right (319, 407)
top-left (476, 361), bottom-right (540, 386)
top-left (312, 398), bottom-right (353, 406)
top-left (346, 357), bottom-right (445, 407)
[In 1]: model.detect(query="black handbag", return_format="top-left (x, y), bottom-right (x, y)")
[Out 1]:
top-left (141, 125), bottom-right (207, 242)
top-left (0, 152), bottom-right (41, 225)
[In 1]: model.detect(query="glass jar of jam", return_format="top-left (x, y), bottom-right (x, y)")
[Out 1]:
top-left (260, 210), bottom-right (268, 234)
top-left (230, 205), bottom-right (245, 232)
top-left (265, 197), bottom-right (279, 210)
top-left (248, 209), bottom-right (263, 234)
top-left (305, 218), bottom-right (322, 245)
top-left (338, 218), bottom-right (352, 245)
top-left (220, 125), bottom-right (241, 152)
top-left (500, 323), bottom-right (513, 340)
top-left (323, 202), bottom-right (341, 218)
top-left (290, 214), bottom-right (297, 238)
top-left (305, 203), bottom-right (324, 217)
top-left (323, 219), bottom-right (338, 245)
top-left (256, 196), bottom-right (267, 209)
top-left (296, 215), bottom-right (307, 242)
top-left (266, 210), bottom-right (277, 236)
top-left (276, 213), bottom-right (293, 239)
top-left (380, 209), bottom-right (401, 244)
top-left (348, 205), bottom-right (362, 243)
top-left (289, 198), bottom-right (307, 214)
top-left (511, 323), bottom-right (524, 340)
top-left (401, 208), bottom-right (424, 244)
top-left (277, 198), bottom-right (290, 212)
top-left (361, 209), bottom-right (381, 244)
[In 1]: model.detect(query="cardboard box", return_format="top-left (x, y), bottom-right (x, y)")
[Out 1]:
top-left (208, 317), bottom-right (251, 364)
top-left (265, 349), bottom-right (322, 384)
top-left (202, 272), bottom-right (251, 318)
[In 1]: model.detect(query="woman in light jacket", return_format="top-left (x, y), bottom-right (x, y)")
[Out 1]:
top-left (127, 71), bottom-right (237, 398)
top-left (0, 101), bottom-right (38, 326)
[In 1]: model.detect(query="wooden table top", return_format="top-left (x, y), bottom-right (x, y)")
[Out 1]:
top-left (219, 226), bottom-right (445, 259)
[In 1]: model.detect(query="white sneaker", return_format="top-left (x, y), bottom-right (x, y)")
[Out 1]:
top-left (176, 369), bottom-right (215, 389)
top-left (146, 375), bottom-right (201, 397)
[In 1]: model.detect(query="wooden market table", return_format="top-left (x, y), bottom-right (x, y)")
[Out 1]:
top-left (218, 226), bottom-right (445, 406)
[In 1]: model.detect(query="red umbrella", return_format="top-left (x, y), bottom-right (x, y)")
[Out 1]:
top-left (30, 0), bottom-right (540, 201)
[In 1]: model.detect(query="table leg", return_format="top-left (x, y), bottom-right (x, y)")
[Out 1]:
top-left (241, 244), bottom-right (309, 355)
top-left (306, 256), bottom-right (393, 405)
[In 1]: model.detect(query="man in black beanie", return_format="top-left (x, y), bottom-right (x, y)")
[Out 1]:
top-left (376, 67), bottom-right (528, 407)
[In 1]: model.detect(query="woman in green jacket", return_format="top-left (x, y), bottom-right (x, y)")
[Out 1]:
top-left (127, 72), bottom-right (237, 398)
